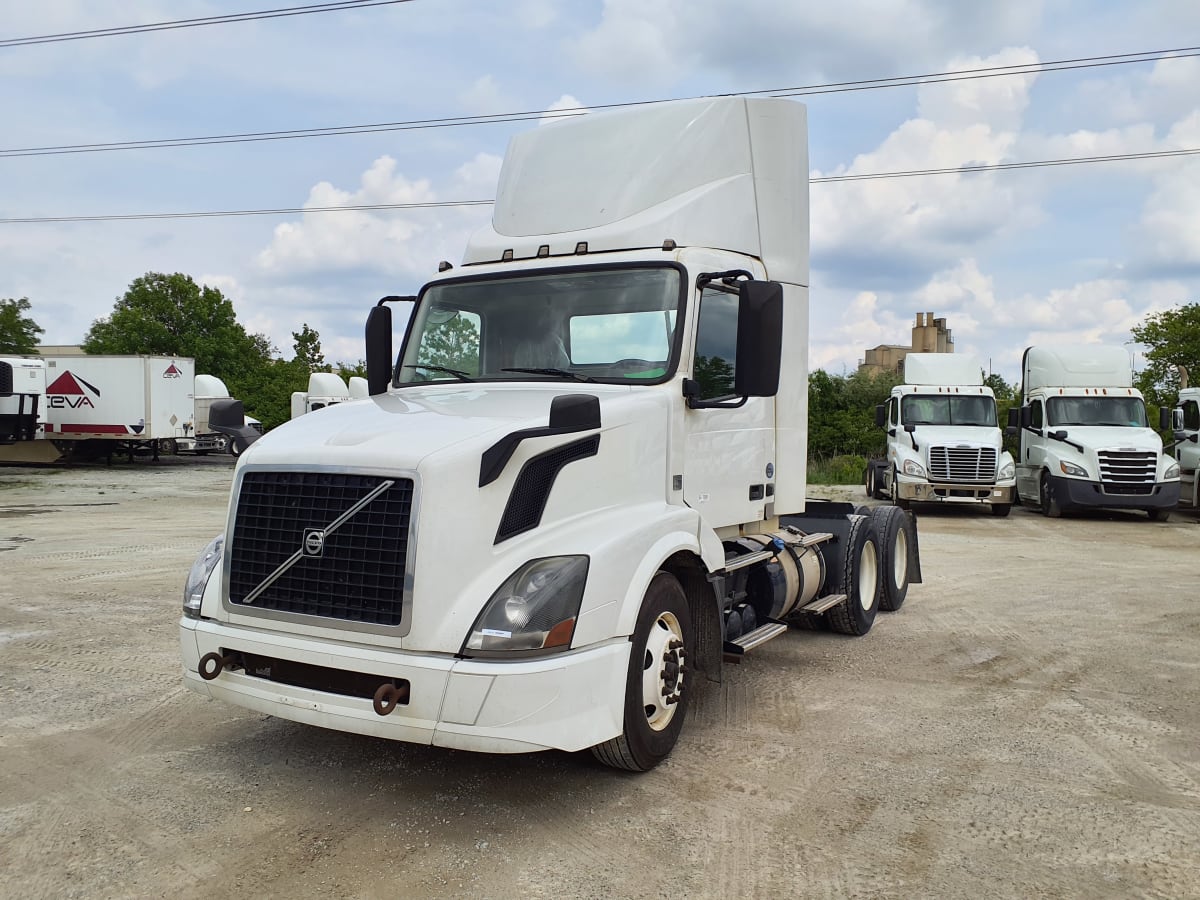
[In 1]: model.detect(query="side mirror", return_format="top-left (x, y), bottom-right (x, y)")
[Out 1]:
top-left (208, 398), bottom-right (262, 454)
top-left (1007, 407), bottom-right (1020, 429)
top-left (874, 404), bottom-right (887, 428)
top-left (733, 280), bottom-right (783, 398)
top-left (365, 303), bottom-right (393, 396)
top-left (1159, 406), bottom-right (1173, 431)
top-left (1004, 425), bottom-right (1017, 437)
top-left (1172, 408), bottom-right (1184, 431)
top-left (904, 423), bottom-right (916, 434)
top-left (1020, 406), bottom-right (1032, 428)
top-left (1050, 429), bottom-right (1068, 441)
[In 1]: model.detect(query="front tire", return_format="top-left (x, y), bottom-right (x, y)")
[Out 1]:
top-left (990, 503), bottom-right (1012, 518)
top-left (591, 572), bottom-right (693, 772)
top-left (1040, 473), bottom-right (1062, 518)
top-left (890, 467), bottom-right (911, 510)
top-left (1147, 508), bottom-right (1170, 522)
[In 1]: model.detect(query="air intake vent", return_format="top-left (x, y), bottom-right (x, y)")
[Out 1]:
top-left (496, 435), bottom-right (600, 542)
top-left (928, 446), bottom-right (997, 483)
top-left (228, 471), bottom-right (414, 627)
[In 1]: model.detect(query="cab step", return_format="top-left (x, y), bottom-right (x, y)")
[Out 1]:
top-left (723, 621), bottom-right (788, 661)
top-left (797, 593), bottom-right (846, 615)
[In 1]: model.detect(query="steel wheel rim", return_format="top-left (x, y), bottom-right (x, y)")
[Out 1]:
top-left (893, 527), bottom-right (908, 589)
top-left (858, 541), bottom-right (879, 611)
top-left (642, 611), bottom-right (684, 732)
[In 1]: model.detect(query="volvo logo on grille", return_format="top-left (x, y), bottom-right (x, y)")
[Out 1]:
top-left (303, 528), bottom-right (326, 558)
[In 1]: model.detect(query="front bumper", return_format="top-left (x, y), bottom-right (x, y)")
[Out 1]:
top-left (1050, 474), bottom-right (1180, 511)
top-left (896, 480), bottom-right (1015, 505)
top-left (181, 619), bottom-right (629, 754)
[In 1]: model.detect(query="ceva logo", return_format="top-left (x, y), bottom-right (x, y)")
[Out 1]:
top-left (46, 371), bottom-right (100, 409)
top-left (163, 362), bottom-right (182, 379)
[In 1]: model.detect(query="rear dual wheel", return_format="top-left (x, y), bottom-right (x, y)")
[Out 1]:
top-left (827, 515), bottom-right (882, 635)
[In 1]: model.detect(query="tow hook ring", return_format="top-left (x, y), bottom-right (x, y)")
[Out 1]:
top-left (198, 652), bottom-right (233, 681)
top-left (373, 682), bottom-right (409, 716)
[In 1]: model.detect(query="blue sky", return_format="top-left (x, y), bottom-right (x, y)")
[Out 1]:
top-left (3, 0), bottom-right (1200, 384)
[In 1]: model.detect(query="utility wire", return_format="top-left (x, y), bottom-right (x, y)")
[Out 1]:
top-left (3, 147), bottom-right (1195, 225)
top-left (2, 44), bottom-right (1197, 158)
top-left (0, 1), bottom-right (412, 48)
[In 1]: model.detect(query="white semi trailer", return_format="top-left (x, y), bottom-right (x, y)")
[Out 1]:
top-left (866, 353), bottom-right (1015, 516)
top-left (181, 98), bottom-right (922, 771)
top-left (1010, 345), bottom-right (1178, 519)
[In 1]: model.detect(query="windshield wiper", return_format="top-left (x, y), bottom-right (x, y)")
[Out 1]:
top-left (501, 367), bottom-right (597, 383)
top-left (403, 364), bottom-right (474, 382)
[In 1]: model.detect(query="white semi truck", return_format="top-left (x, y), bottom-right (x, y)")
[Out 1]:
top-left (1010, 345), bottom-right (1179, 519)
top-left (1167, 369), bottom-right (1199, 511)
top-left (290, 371), bottom-right (354, 419)
top-left (181, 97), bottom-right (922, 771)
top-left (866, 353), bottom-right (1016, 516)
top-left (0, 355), bottom-right (45, 446)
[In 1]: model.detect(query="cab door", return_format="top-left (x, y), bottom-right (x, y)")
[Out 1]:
top-left (681, 283), bottom-right (775, 528)
top-left (1015, 398), bottom-right (1046, 500)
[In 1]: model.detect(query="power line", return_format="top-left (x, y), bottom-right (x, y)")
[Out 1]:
top-left (4, 146), bottom-right (1195, 225)
top-left (0, 1), bottom-right (412, 48)
top-left (3, 44), bottom-right (1197, 158)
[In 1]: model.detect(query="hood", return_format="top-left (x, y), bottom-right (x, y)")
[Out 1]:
top-left (1050, 425), bottom-right (1163, 454)
top-left (239, 383), bottom-right (636, 471)
top-left (908, 425), bottom-right (1002, 450)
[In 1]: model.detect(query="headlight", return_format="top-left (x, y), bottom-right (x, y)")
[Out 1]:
top-left (998, 460), bottom-right (1015, 480)
top-left (902, 459), bottom-right (926, 477)
top-left (462, 556), bottom-right (588, 657)
top-left (1059, 460), bottom-right (1088, 478)
top-left (183, 535), bottom-right (224, 619)
top-left (1165, 462), bottom-right (1180, 480)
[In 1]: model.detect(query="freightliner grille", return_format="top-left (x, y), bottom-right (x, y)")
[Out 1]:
top-left (227, 471), bottom-right (413, 626)
top-left (1098, 450), bottom-right (1157, 495)
top-left (928, 446), bottom-right (997, 483)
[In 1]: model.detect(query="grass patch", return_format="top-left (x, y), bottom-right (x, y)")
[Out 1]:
top-left (808, 455), bottom-right (867, 485)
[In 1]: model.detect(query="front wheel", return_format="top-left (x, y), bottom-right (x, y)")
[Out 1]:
top-left (890, 467), bottom-right (911, 510)
top-left (591, 572), bottom-right (693, 772)
top-left (1147, 508), bottom-right (1170, 522)
top-left (1040, 473), bottom-right (1062, 518)
top-left (990, 503), bottom-right (1012, 518)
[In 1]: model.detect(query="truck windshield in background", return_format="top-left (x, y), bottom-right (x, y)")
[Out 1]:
top-left (901, 394), bottom-right (997, 427)
top-left (1047, 396), bottom-right (1148, 427)
top-left (396, 265), bottom-right (683, 385)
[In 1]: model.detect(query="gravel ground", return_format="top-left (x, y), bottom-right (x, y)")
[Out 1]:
top-left (1, 458), bottom-right (1198, 899)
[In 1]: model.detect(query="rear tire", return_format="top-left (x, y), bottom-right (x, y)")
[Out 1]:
top-left (827, 515), bottom-right (881, 635)
top-left (870, 506), bottom-right (910, 612)
top-left (591, 572), bottom-right (692, 772)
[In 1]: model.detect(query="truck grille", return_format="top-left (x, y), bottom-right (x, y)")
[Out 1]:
top-left (1098, 450), bottom-right (1157, 494)
top-left (928, 446), bottom-right (997, 483)
top-left (227, 471), bottom-right (414, 627)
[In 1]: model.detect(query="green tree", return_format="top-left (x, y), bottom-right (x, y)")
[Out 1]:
top-left (807, 368), bottom-right (900, 460)
top-left (0, 297), bottom-right (45, 354)
top-left (417, 313), bottom-right (480, 375)
top-left (292, 323), bottom-right (325, 374)
top-left (1131, 302), bottom-right (1200, 406)
top-left (82, 273), bottom-right (272, 384)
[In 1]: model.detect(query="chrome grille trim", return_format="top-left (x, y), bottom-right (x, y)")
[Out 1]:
top-left (928, 446), bottom-right (997, 483)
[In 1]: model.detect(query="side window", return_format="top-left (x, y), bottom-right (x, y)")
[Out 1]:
top-left (1030, 400), bottom-right (1043, 429)
top-left (1184, 400), bottom-right (1200, 431)
top-left (693, 288), bottom-right (737, 400)
top-left (888, 397), bottom-right (899, 427)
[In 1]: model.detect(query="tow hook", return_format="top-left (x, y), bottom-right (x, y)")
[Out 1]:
top-left (198, 652), bottom-right (237, 681)
top-left (373, 682), bottom-right (410, 716)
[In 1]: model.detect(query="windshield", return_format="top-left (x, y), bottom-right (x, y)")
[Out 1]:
top-left (900, 394), bottom-right (997, 427)
top-left (396, 266), bottom-right (682, 385)
top-left (1047, 395), bottom-right (1148, 427)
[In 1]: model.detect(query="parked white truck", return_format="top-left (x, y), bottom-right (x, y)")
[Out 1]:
top-left (1167, 369), bottom-right (1199, 511)
top-left (866, 353), bottom-right (1015, 516)
top-left (290, 371), bottom-right (354, 419)
top-left (1010, 345), bottom-right (1178, 519)
top-left (181, 97), bottom-right (922, 771)
top-left (0, 355), bottom-right (45, 446)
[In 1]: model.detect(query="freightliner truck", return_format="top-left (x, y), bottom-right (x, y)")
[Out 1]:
top-left (1010, 345), bottom-right (1179, 519)
top-left (1167, 368), bottom-right (1199, 512)
top-left (181, 97), bottom-right (922, 771)
top-left (866, 353), bottom-right (1015, 516)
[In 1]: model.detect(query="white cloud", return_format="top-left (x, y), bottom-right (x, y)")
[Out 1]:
top-left (540, 94), bottom-right (586, 126)
top-left (460, 75), bottom-right (508, 115)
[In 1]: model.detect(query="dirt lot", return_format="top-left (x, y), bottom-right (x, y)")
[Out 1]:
top-left (1, 458), bottom-right (1198, 899)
